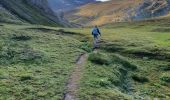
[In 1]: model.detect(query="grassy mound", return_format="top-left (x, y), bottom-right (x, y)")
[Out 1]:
top-left (132, 74), bottom-right (149, 83)
top-left (88, 53), bottom-right (112, 65)
top-left (112, 54), bottom-right (137, 70)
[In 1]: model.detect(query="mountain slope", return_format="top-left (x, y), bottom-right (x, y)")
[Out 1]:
top-left (65, 0), bottom-right (170, 26)
top-left (65, 0), bottom-right (143, 26)
top-left (0, 0), bottom-right (61, 26)
top-left (132, 0), bottom-right (170, 20)
top-left (48, 0), bottom-right (96, 12)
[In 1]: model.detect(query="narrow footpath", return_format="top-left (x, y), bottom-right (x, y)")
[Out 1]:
top-left (64, 54), bottom-right (87, 100)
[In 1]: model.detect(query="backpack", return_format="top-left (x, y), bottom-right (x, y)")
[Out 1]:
top-left (92, 28), bottom-right (99, 35)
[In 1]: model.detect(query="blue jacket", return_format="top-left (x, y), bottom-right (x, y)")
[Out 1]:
top-left (92, 27), bottom-right (101, 36)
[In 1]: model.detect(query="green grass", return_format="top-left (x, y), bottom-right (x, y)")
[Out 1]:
top-left (0, 24), bottom-right (84, 100)
top-left (0, 18), bottom-right (170, 100)
top-left (0, 6), bottom-right (22, 24)
top-left (66, 20), bottom-right (170, 99)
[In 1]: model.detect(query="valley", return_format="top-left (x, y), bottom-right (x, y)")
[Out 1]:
top-left (0, 0), bottom-right (170, 100)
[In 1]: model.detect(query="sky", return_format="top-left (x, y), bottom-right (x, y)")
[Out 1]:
top-left (96, 0), bottom-right (110, 2)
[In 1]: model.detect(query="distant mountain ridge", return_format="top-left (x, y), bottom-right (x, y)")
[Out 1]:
top-left (48, 0), bottom-right (96, 12)
top-left (1, 0), bottom-right (170, 27)
top-left (64, 0), bottom-right (170, 26)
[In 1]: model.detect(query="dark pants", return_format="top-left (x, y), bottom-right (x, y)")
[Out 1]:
top-left (93, 35), bottom-right (99, 48)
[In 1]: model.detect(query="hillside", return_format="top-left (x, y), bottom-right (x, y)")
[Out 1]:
top-left (64, 0), bottom-right (142, 26)
top-left (48, 0), bottom-right (96, 12)
top-left (133, 0), bottom-right (170, 20)
top-left (65, 0), bottom-right (170, 26)
top-left (0, 0), bottom-right (170, 100)
top-left (1, 16), bottom-right (169, 100)
top-left (0, 0), bottom-right (61, 26)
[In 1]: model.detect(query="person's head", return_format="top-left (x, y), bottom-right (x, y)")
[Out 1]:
top-left (94, 25), bottom-right (98, 28)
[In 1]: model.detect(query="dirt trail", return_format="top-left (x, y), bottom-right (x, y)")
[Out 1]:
top-left (64, 54), bottom-right (87, 100)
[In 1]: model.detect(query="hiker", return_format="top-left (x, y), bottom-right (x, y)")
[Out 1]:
top-left (92, 25), bottom-right (101, 48)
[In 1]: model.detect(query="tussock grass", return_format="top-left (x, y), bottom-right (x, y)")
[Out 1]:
top-left (159, 64), bottom-right (170, 71)
top-left (11, 34), bottom-right (32, 41)
top-left (152, 28), bottom-right (170, 32)
top-left (131, 74), bottom-right (149, 83)
top-left (112, 54), bottom-right (137, 70)
top-left (67, 19), bottom-right (170, 99)
top-left (160, 72), bottom-right (170, 83)
top-left (0, 24), bottom-right (83, 99)
top-left (88, 52), bottom-right (112, 65)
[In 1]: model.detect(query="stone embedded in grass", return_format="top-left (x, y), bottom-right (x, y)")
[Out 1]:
top-left (132, 74), bottom-right (149, 83)
top-left (11, 34), bottom-right (31, 41)
top-left (160, 73), bottom-right (170, 83)
top-left (88, 53), bottom-right (112, 65)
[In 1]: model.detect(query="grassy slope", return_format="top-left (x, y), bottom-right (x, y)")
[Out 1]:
top-left (66, 19), bottom-right (170, 99)
top-left (0, 6), bottom-right (22, 24)
top-left (0, 11), bottom-right (170, 100)
top-left (0, 0), bottom-right (60, 26)
top-left (0, 23), bottom-right (85, 99)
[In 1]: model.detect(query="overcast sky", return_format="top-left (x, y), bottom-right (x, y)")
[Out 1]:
top-left (96, 0), bottom-right (110, 2)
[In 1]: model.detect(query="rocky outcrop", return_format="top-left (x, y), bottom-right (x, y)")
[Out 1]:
top-left (133, 0), bottom-right (170, 20)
